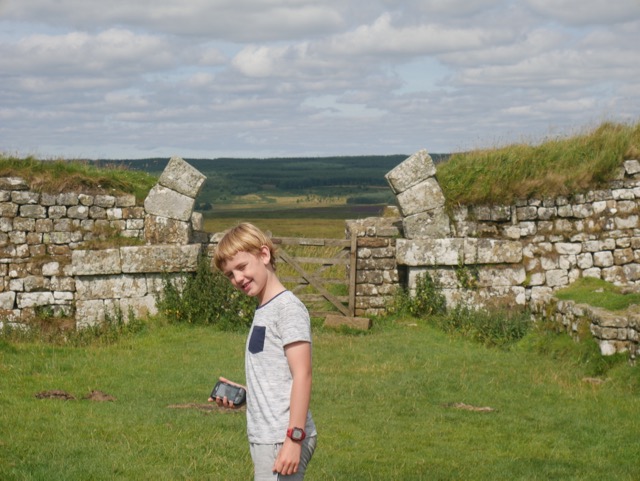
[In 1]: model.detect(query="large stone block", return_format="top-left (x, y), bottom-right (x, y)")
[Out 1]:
top-left (475, 239), bottom-right (523, 264)
top-left (120, 295), bottom-right (158, 319)
top-left (402, 206), bottom-right (451, 239)
top-left (385, 149), bottom-right (437, 194)
top-left (407, 267), bottom-right (455, 289)
top-left (75, 274), bottom-right (148, 300)
top-left (120, 244), bottom-right (201, 273)
top-left (144, 185), bottom-right (196, 222)
top-left (589, 307), bottom-right (628, 328)
top-left (16, 291), bottom-right (55, 308)
top-left (75, 299), bottom-right (105, 327)
top-left (395, 177), bottom-right (446, 217)
top-left (477, 265), bottom-right (526, 287)
top-left (397, 237), bottom-right (522, 266)
top-left (72, 249), bottom-right (122, 275)
top-left (144, 215), bottom-right (192, 244)
top-left (396, 238), bottom-right (464, 266)
top-left (158, 156), bottom-right (206, 199)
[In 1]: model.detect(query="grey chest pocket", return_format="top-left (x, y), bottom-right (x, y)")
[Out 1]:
top-left (248, 326), bottom-right (266, 354)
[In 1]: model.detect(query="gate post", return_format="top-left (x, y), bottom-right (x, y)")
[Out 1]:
top-left (345, 215), bottom-right (403, 317)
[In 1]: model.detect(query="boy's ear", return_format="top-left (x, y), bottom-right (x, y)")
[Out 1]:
top-left (258, 245), bottom-right (271, 265)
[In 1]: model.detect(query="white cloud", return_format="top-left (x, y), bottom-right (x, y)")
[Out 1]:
top-left (378, 0), bottom-right (504, 17)
top-left (1, 28), bottom-right (176, 77)
top-left (0, 0), bottom-right (638, 158)
top-left (326, 12), bottom-right (503, 56)
top-left (2, 0), bottom-right (347, 41)
top-left (526, 0), bottom-right (640, 26)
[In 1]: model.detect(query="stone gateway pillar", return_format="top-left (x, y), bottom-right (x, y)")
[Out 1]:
top-left (385, 149), bottom-right (451, 239)
top-left (143, 156), bottom-right (207, 244)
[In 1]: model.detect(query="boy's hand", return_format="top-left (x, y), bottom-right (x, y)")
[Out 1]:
top-left (273, 438), bottom-right (303, 476)
top-left (207, 377), bottom-right (247, 409)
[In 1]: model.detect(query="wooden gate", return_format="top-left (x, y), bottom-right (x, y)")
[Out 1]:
top-left (272, 236), bottom-right (357, 318)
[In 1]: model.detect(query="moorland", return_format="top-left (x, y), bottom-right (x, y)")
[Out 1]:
top-left (102, 154), bottom-right (432, 225)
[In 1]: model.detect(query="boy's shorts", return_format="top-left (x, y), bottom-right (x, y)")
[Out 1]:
top-left (250, 436), bottom-right (317, 481)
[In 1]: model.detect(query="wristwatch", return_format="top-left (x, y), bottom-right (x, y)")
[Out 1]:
top-left (286, 427), bottom-right (306, 442)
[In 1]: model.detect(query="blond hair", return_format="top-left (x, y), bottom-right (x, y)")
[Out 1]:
top-left (213, 222), bottom-right (277, 271)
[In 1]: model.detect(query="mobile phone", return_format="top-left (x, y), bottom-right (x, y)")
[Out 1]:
top-left (211, 380), bottom-right (246, 406)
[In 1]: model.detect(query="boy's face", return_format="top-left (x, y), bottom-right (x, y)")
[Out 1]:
top-left (221, 246), bottom-right (271, 299)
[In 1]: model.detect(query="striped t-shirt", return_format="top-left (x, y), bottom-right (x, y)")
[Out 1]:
top-left (245, 290), bottom-right (317, 444)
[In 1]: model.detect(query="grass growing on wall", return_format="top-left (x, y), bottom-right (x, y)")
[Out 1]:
top-left (0, 155), bottom-right (157, 203)
top-left (436, 121), bottom-right (640, 208)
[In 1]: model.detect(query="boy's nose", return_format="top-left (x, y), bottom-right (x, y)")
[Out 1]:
top-left (231, 271), bottom-right (243, 285)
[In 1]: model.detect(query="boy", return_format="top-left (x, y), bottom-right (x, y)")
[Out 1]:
top-left (210, 222), bottom-right (317, 480)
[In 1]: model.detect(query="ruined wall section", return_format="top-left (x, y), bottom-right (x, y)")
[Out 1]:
top-left (0, 157), bottom-right (206, 328)
top-left (385, 150), bottom-right (640, 355)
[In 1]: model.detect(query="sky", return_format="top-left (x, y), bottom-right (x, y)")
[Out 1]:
top-left (0, 0), bottom-right (639, 160)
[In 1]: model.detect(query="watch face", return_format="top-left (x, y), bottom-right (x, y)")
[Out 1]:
top-left (290, 428), bottom-right (304, 441)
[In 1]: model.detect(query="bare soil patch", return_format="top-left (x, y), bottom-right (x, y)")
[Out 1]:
top-left (35, 389), bottom-right (116, 401)
top-left (35, 390), bottom-right (76, 400)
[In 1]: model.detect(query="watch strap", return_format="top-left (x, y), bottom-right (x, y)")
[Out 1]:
top-left (286, 427), bottom-right (306, 441)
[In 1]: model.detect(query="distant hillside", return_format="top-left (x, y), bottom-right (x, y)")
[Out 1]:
top-left (98, 154), bottom-right (450, 211)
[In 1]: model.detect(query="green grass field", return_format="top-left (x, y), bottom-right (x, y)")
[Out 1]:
top-left (204, 216), bottom-right (351, 239)
top-left (2, 319), bottom-right (639, 480)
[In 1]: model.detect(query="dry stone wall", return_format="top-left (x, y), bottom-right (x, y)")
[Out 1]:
top-left (5, 151), bottom-right (639, 358)
top-left (385, 149), bottom-right (640, 356)
top-left (0, 157), bottom-right (205, 329)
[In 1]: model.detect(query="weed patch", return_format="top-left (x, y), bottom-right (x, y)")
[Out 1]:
top-left (157, 255), bottom-right (256, 331)
top-left (389, 272), bottom-right (529, 348)
top-left (432, 304), bottom-right (531, 348)
top-left (390, 271), bottom-right (447, 318)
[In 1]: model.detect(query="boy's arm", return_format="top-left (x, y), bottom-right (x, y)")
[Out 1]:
top-left (273, 340), bottom-right (312, 476)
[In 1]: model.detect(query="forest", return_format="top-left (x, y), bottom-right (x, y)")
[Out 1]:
top-left (100, 154), bottom-right (449, 214)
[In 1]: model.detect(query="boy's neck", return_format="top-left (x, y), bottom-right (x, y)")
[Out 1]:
top-left (258, 271), bottom-right (286, 306)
